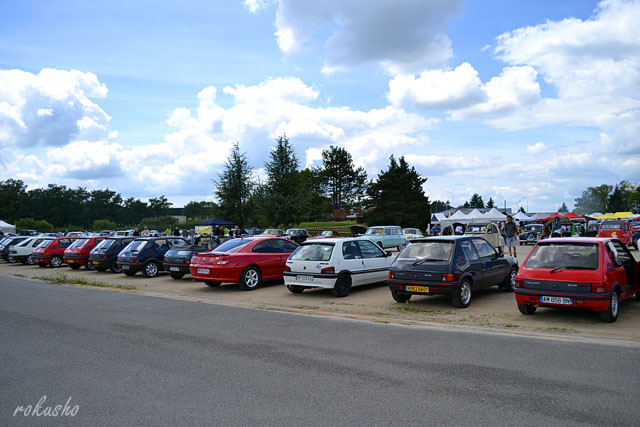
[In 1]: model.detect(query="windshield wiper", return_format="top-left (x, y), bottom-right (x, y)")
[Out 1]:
top-left (412, 258), bottom-right (446, 266)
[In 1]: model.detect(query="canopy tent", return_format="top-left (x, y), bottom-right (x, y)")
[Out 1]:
top-left (513, 211), bottom-right (534, 221)
top-left (430, 212), bottom-right (448, 223)
top-left (194, 218), bottom-right (236, 235)
top-left (563, 212), bottom-right (583, 219)
top-left (0, 220), bottom-right (16, 234)
top-left (482, 208), bottom-right (507, 222)
top-left (529, 212), bottom-right (554, 220)
top-left (595, 212), bottom-right (635, 219)
top-left (466, 209), bottom-right (487, 225)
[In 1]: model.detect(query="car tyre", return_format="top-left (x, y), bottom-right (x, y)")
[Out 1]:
top-left (110, 259), bottom-right (122, 273)
top-left (500, 267), bottom-right (517, 292)
top-left (204, 281), bottom-right (221, 287)
top-left (600, 290), bottom-right (619, 323)
top-left (49, 255), bottom-right (63, 268)
top-left (391, 290), bottom-right (411, 303)
top-left (86, 262), bottom-right (95, 271)
top-left (95, 266), bottom-right (107, 272)
top-left (69, 264), bottom-right (81, 270)
top-left (332, 274), bottom-right (352, 298)
top-left (287, 285), bottom-right (304, 294)
top-left (124, 270), bottom-right (136, 276)
top-left (143, 261), bottom-right (160, 278)
top-left (517, 303), bottom-right (537, 315)
top-left (26, 255), bottom-right (35, 265)
top-left (170, 272), bottom-right (185, 279)
top-left (238, 266), bottom-right (261, 291)
top-left (451, 279), bottom-right (472, 308)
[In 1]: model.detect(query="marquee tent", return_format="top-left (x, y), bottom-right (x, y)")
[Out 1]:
top-left (430, 212), bottom-right (447, 223)
top-left (439, 210), bottom-right (470, 231)
top-left (513, 211), bottom-right (534, 221)
top-left (467, 209), bottom-right (487, 224)
top-left (194, 217), bottom-right (236, 235)
top-left (482, 208), bottom-right (507, 222)
top-left (0, 220), bottom-right (16, 234)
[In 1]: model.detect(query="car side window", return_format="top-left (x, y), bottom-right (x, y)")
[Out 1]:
top-left (342, 241), bottom-right (362, 260)
top-left (357, 240), bottom-right (386, 258)
top-left (273, 239), bottom-right (298, 253)
top-left (612, 241), bottom-right (632, 265)
top-left (253, 240), bottom-right (276, 253)
top-left (59, 239), bottom-right (71, 248)
top-left (460, 240), bottom-right (479, 261)
top-left (472, 239), bottom-right (495, 258)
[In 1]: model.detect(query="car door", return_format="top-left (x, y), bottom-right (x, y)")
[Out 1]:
top-left (340, 240), bottom-right (365, 285)
top-left (272, 239), bottom-right (298, 277)
top-left (472, 238), bottom-right (505, 287)
top-left (251, 239), bottom-right (281, 279)
top-left (611, 240), bottom-right (635, 297)
top-left (356, 239), bottom-right (391, 284)
top-left (459, 240), bottom-right (483, 285)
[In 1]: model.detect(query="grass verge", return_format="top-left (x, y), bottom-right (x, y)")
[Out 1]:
top-left (35, 272), bottom-right (135, 291)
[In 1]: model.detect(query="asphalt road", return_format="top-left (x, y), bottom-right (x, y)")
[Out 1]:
top-left (1, 276), bottom-right (639, 426)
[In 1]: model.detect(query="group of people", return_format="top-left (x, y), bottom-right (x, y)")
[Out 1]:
top-left (132, 226), bottom-right (182, 237)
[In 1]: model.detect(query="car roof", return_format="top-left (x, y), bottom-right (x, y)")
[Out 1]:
top-left (367, 225), bottom-right (401, 228)
top-left (538, 237), bottom-right (613, 244)
top-left (301, 237), bottom-right (379, 245)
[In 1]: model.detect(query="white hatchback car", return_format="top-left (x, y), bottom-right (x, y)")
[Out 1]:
top-left (8, 236), bottom-right (49, 264)
top-left (283, 238), bottom-right (395, 297)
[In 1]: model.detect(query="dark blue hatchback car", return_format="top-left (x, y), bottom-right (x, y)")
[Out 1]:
top-left (117, 237), bottom-right (189, 278)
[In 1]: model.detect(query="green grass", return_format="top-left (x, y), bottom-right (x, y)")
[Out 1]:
top-left (35, 273), bottom-right (135, 291)
top-left (546, 326), bottom-right (569, 333)
top-left (289, 305), bottom-right (320, 310)
top-left (504, 323), bottom-right (519, 328)
top-left (393, 305), bottom-right (442, 315)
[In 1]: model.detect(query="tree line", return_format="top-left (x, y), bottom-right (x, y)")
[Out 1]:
top-left (574, 181), bottom-right (640, 214)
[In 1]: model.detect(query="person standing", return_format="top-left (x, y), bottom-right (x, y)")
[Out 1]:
top-left (173, 226), bottom-right (180, 237)
top-left (133, 227), bottom-right (140, 236)
top-left (504, 215), bottom-right (517, 257)
top-left (141, 226), bottom-right (150, 237)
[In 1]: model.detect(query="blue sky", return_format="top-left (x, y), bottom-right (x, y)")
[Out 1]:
top-left (1, 0), bottom-right (639, 213)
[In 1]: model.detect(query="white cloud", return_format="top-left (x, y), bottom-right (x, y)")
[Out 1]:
top-left (526, 142), bottom-right (547, 155)
top-left (0, 68), bottom-right (111, 148)
top-left (243, 0), bottom-right (275, 13)
top-left (271, 0), bottom-right (462, 74)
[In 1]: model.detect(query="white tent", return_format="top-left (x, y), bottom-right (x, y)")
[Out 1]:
top-left (482, 208), bottom-right (507, 222)
top-left (0, 220), bottom-right (16, 234)
top-left (466, 209), bottom-right (486, 224)
top-left (430, 212), bottom-right (447, 223)
top-left (440, 210), bottom-right (470, 230)
top-left (513, 211), bottom-right (534, 221)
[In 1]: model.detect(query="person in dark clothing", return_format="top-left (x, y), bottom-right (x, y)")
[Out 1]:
top-left (504, 215), bottom-right (517, 257)
top-left (173, 227), bottom-right (180, 237)
top-left (133, 227), bottom-right (140, 236)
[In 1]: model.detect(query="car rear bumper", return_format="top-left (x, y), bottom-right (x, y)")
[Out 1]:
top-left (163, 263), bottom-right (191, 274)
top-left (64, 256), bottom-right (88, 265)
top-left (387, 279), bottom-right (458, 296)
top-left (283, 272), bottom-right (337, 288)
top-left (118, 262), bottom-right (144, 273)
top-left (88, 257), bottom-right (113, 268)
top-left (515, 289), bottom-right (610, 311)
top-left (189, 264), bottom-right (241, 283)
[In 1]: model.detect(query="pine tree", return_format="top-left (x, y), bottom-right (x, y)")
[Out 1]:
top-left (486, 197), bottom-right (495, 208)
top-left (469, 193), bottom-right (485, 208)
top-left (315, 146), bottom-right (367, 212)
top-left (214, 142), bottom-right (254, 226)
top-left (263, 134), bottom-right (301, 227)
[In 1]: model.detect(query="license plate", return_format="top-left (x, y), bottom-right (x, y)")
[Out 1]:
top-left (169, 267), bottom-right (179, 272)
top-left (67, 259), bottom-right (74, 263)
top-left (406, 285), bottom-right (430, 293)
top-left (122, 265), bottom-right (129, 270)
top-left (92, 260), bottom-right (99, 265)
top-left (541, 296), bottom-right (573, 305)
top-left (296, 275), bottom-right (314, 281)
top-left (197, 268), bottom-right (210, 274)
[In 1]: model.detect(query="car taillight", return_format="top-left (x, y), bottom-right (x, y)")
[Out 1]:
top-left (516, 279), bottom-right (524, 288)
top-left (216, 258), bottom-right (229, 265)
top-left (184, 258), bottom-right (190, 264)
top-left (442, 273), bottom-right (454, 281)
top-left (321, 266), bottom-right (335, 274)
top-left (133, 258), bottom-right (139, 262)
top-left (592, 284), bottom-right (605, 293)
top-left (101, 254), bottom-right (107, 259)
top-left (388, 270), bottom-right (394, 279)
top-left (284, 266), bottom-right (291, 272)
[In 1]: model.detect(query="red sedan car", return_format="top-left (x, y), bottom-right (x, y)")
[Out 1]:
top-left (597, 220), bottom-right (632, 245)
top-left (32, 237), bottom-right (80, 268)
top-left (63, 236), bottom-right (105, 270)
top-left (514, 237), bottom-right (639, 322)
top-left (190, 237), bottom-right (299, 290)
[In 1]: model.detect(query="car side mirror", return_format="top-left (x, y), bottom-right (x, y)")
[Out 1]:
top-left (496, 247), bottom-right (504, 258)
top-left (385, 251), bottom-right (393, 257)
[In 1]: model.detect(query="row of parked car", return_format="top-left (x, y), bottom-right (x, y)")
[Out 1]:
top-left (3, 228), bottom-right (639, 323)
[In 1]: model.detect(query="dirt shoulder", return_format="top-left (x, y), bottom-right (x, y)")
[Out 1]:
top-left (2, 245), bottom-right (639, 345)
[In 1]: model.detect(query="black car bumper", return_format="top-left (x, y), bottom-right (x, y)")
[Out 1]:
top-left (88, 257), bottom-right (114, 269)
top-left (388, 280), bottom-right (458, 296)
top-left (118, 262), bottom-right (145, 273)
top-left (163, 263), bottom-right (191, 274)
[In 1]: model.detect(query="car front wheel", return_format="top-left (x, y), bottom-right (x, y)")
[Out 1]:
top-left (451, 279), bottom-right (472, 308)
top-left (26, 255), bottom-right (35, 265)
top-left (601, 290), bottom-right (619, 322)
top-left (49, 255), bottom-right (63, 268)
top-left (238, 266), bottom-right (261, 291)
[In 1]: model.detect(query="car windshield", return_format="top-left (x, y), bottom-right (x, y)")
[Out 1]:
top-left (166, 249), bottom-right (192, 257)
top-left (319, 231), bottom-right (333, 236)
top-left (290, 243), bottom-right (334, 261)
top-left (365, 227), bottom-right (384, 235)
top-left (16, 239), bottom-right (32, 247)
top-left (37, 240), bottom-right (53, 248)
top-left (68, 239), bottom-right (89, 249)
top-left (524, 243), bottom-right (599, 270)
top-left (399, 241), bottom-right (454, 263)
top-left (94, 239), bottom-right (115, 250)
top-left (403, 228), bottom-right (421, 235)
top-left (285, 229), bottom-right (300, 234)
top-left (212, 239), bottom-right (251, 253)
top-left (600, 221), bottom-right (622, 230)
top-left (124, 240), bottom-right (147, 253)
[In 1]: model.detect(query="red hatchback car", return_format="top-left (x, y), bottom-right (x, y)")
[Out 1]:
top-left (514, 237), bottom-right (639, 322)
top-left (32, 237), bottom-right (80, 268)
top-left (597, 220), bottom-right (633, 245)
top-left (190, 237), bottom-right (298, 290)
top-left (63, 236), bottom-right (105, 270)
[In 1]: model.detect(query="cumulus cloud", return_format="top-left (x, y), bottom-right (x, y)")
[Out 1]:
top-left (526, 142), bottom-right (547, 155)
top-left (243, 0), bottom-right (275, 13)
top-left (0, 68), bottom-right (111, 148)
top-left (271, 0), bottom-right (462, 74)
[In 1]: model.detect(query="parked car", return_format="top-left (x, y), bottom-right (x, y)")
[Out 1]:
top-left (596, 220), bottom-right (633, 245)
top-left (465, 223), bottom-right (504, 250)
top-left (163, 243), bottom-right (208, 279)
top-left (117, 237), bottom-right (189, 278)
top-left (8, 236), bottom-right (48, 264)
top-left (364, 226), bottom-right (406, 250)
top-left (402, 228), bottom-right (424, 240)
top-left (387, 236), bottom-right (518, 308)
top-left (259, 229), bottom-right (284, 237)
top-left (88, 237), bottom-right (135, 273)
top-left (518, 224), bottom-right (543, 245)
top-left (284, 237), bottom-right (394, 297)
top-left (308, 230), bottom-right (342, 239)
top-left (284, 228), bottom-right (310, 244)
top-left (514, 237), bottom-right (639, 322)
top-left (63, 236), bottom-right (105, 270)
top-left (190, 237), bottom-right (298, 290)
top-left (114, 229), bottom-right (135, 236)
top-left (629, 221), bottom-right (640, 250)
top-left (0, 236), bottom-right (28, 261)
top-left (31, 237), bottom-right (80, 268)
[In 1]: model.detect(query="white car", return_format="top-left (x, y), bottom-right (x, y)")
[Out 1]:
top-left (283, 237), bottom-right (395, 297)
top-left (402, 228), bottom-right (424, 240)
top-left (8, 236), bottom-right (49, 264)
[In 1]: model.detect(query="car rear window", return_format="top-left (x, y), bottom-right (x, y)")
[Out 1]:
top-left (213, 239), bottom-right (251, 253)
top-left (68, 239), bottom-right (89, 249)
top-left (398, 241), bottom-right (453, 263)
top-left (600, 221), bottom-right (622, 230)
top-left (524, 243), bottom-right (599, 270)
top-left (124, 240), bottom-right (147, 253)
top-left (290, 243), bottom-right (334, 261)
top-left (95, 239), bottom-right (115, 250)
top-left (38, 240), bottom-right (53, 248)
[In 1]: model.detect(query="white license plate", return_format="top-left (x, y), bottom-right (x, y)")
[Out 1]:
top-left (541, 296), bottom-right (573, 305)
top-left (197, 268), bottom-right (210, 274)
top-left (169, 266), bottom-right (180, 272)
top-left (122, 265), bottom-right (129, 270)
top-left (296, 275), bottom-right (314, 281)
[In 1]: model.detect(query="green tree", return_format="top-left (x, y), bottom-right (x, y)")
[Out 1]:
top-left (297, 169), bottom-right (327, 222)
top-left (469, 193), bottom-right (485, 208)
top-left (262, 134), bottom-right (301, 227)
top-left (431, 200), bottom-right (451, 213)
top-left (91, 219), bottom-right (118, 231)
top-left (519, 207), bottom-right (526, 213)
top-left (558, 202), bottom-right (568, 212)
top-left (606, 184), bottom-right (628, 212)
top-left (140, 215), bottom-right (177, 230)
top-left (486, 197), bottom-right (495, 208)
top-left (16, 218), bottom-right (38, 231)
top-left (574, 184), bottom-right (612, 214)
top-left (364, 156), bottom-right (430, 230)
top-left (183, 201), bottom-right (218, 220)
top-left (215, 142), bottom-right (254, 227)
top-left (86, 189), bottom-right (123, 224)
top-left (35, 219), bottom-right (54, 232)
top-left (315, 146), bottom-right (367, 212)
top-left (0, 179), bottom-right (28, 223)
top-left (148, 196), bottom-right (172, 217)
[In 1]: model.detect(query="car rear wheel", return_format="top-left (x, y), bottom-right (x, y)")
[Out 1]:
top-left (124, 270), bottom-right (136, 276)
top-left (391, 290), bottom-right (411, 303)
top-left (204, 281), bottom-right (221, 287)
top-left (110, 259), bottom-right (122, 273)
top-left (287, 285), bottom-right (305, 294)
top-left (8, 256), bottom-right (16, 263)
top-left (49, 255), bottom-right (63, 268)
top-left (238, 266), bottom-right (261, 291)
top-left (95, 266), bottom-right (107, 272)
top-left (451, 279), bottom-right (472, 308)
top-left (501, 267), bottom-right (517, 292)
top-left (26, 255), bottom-right (35, 265)
top-left (85, 262), bottom-right (95, 271)
top-left (143, 261), bottom-right (159, 278)
top-left (332, 274), bottom-right (352, 298)
top-left (170, 272), bottom-right (185, 279)
top-left (600, 290), bottom-right (619, 322)
top-left (69, 264), bottom-right (81, 270)
top-left (517, 303), bottom-right (537, 315)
